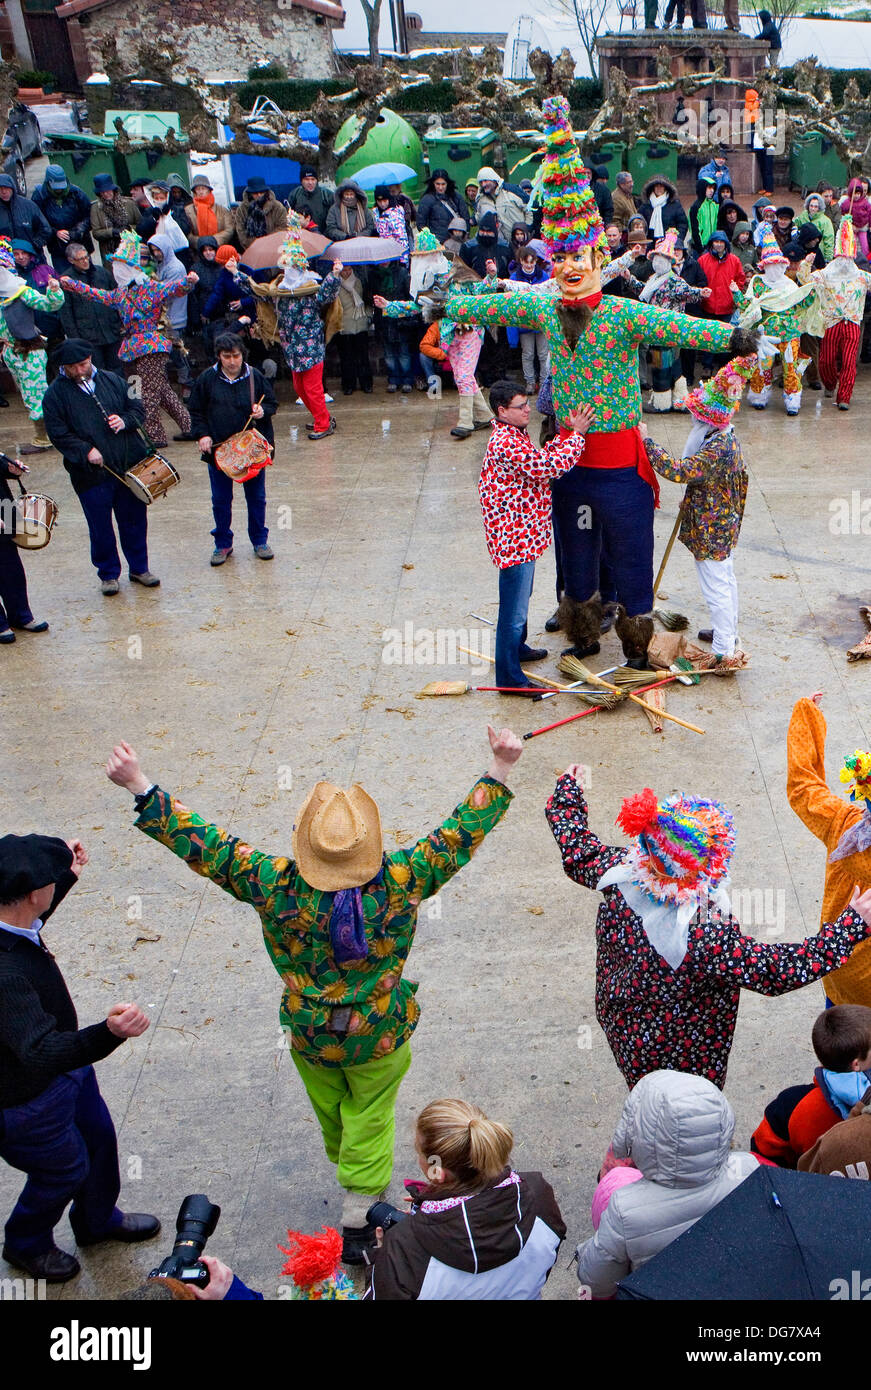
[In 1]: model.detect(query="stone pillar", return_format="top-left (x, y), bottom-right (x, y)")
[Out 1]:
top-left (3, 0), bottom-right (34, 68)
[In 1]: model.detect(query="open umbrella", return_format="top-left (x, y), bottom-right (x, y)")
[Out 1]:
top-left (321, 236), bottom-right (404, 265)
top-left (616, 1165), bottom-right (871, 1300)
top-left (350, 161), bottom-right (417, 190)
top-left (242, 227), bottom-right (329, 271)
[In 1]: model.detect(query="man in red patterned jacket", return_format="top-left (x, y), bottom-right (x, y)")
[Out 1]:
top-left (479, 380), bottom-right (594, 693)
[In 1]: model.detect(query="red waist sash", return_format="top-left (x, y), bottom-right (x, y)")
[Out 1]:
top-left (558, 425), bottom-right (660, 507)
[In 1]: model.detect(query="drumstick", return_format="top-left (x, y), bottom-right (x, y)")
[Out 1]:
top-left (241, 395), bottom-right (266, 432)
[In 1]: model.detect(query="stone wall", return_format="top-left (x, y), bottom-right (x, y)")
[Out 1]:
top-left (77, 0), bottom-right (339, 80)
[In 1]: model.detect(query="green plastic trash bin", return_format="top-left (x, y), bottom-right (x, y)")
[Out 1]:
top-left (501, 130), bottom-right (543, 183)
top-left (41, 133), bottom-right (126, 191)
top-left (336, 109), bottom-right (425, 203)
top-left (584, 140), bottom-right (626, 179)
top-left (789, 132), bottom-right (848, 194)
top-left (627, 138), bottom-right (678, 188)
top-left (424, 127), bottom-right (496, 201)
top-left (104, 110), bottom-right (190, 191)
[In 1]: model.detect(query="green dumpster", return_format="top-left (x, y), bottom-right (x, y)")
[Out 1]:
top-left (336, 109), bottom-right (425, 203)
top-left (104, 110), bottom-right (190, 191)
top-left (41, 132), bottom-right (126, 190)
top-left (584, 140), bottom-right (626, 179)
top-left (501, 130), bottom-right (543, 183)
top-left (627, 137), bottom-right (678, 188)
top-left (424, 127), bottom-right (496, 199)
top-left (789, 132), bottom-right (848, 194)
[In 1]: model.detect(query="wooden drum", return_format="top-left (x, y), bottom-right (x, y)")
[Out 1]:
top-left (123, 453), bottom-right (180, 505)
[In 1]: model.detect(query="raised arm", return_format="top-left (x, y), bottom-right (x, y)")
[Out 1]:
top-left (106, 742), bottom-right (289, 909)
top-left (60, 275), bottom-right (118, 307)
top-left (642, 432), bottom-right (716, 485)
top-left (626, 299), bottom-right (736, 353)
top-left (445, 285), bottom-right (545, 331)
top-left (545, 771), bottom-right (626, 890)
top-left (786, 696), bottom-right (855, 850)
top-left (703, 895), bottom-right (871, 997)
top-left (385, 727), bottom-right (518, 904)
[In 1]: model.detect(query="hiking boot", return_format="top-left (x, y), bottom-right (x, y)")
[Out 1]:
top-left (129, 571), bottom-right (160, 587)
top-left (211, 548), bottom-right (232, 566)
top-left (100, 579), bottom-right (120, 596)
top-left (308, 417), bottom-right (336, 441)
top-left (253, 544), bottom-right (274, 560)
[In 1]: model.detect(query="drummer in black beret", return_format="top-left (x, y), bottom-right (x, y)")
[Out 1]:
top-left (0, 449), bottom-right (49, 643)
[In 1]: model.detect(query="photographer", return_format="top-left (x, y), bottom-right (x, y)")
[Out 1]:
top-left (364, 1099), bottom-right (565, 1300)
top-left (121, 1195), bottom-right (264, 1300)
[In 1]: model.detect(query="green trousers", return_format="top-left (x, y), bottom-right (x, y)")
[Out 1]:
top-left (290, 1043), bottom-right (412, 1195)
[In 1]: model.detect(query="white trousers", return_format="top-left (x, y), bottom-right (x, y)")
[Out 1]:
top-left (695, 555), bottom-right (738, 656)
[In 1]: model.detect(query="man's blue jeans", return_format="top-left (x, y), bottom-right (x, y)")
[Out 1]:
top-left (208, 462), bottom-right (268, 550)
top-left (495, 560), bottom-right (536, 688)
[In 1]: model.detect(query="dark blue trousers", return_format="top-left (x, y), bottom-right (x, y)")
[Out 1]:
top-left (0, 536), bottom-right (33, 631)
top-left (0, 1066), bottom-right (122, 1255)
top-left (495, 560), bottom-right (536, 688)
top-left (76, 475), bottom-right (149, 581)
top-left (208, 462), bottom-right (268, 550)
top-left (551, 465), bottom-right (654, 616)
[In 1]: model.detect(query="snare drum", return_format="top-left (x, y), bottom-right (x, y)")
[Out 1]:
top-left (11, 492), bottom-right (58, 550)
top-left (123, 453), bottom-right (180, 505)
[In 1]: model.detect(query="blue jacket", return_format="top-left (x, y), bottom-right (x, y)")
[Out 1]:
top-left (698, 160), bottom-right (733, 192)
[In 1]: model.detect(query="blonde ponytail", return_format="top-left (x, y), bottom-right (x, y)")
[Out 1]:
top-left (416, 1099), bottom-right (513, 1196)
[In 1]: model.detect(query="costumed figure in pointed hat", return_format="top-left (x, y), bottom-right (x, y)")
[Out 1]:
top-left (105, 725), bottom-right (521, 1267)
top-left (788, 694), bottom-right (871, 1009)
top-left (0, 236), bottom-right (65, 452)
top-left (640, 356), bottom-right (754, 672)
top-left (731, 224), bottom-right (820, 417)
top-left (373, 227), bottom-right (495, 438)
top-left (240, 214), bottom-right (343, 441)
top-left (795, 214), bottom-right (871, 411)
top-left (638, 229), bottom-right (714, 414)
top-left (545, 764), bottom-right (871, 1090)
top-left (439, 97), bottom-right (773, 668)
top-left (60, 229), bottom-right (197, 447)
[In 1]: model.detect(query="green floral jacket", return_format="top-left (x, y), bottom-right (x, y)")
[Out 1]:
top-left (443, 288), bottom-right (736, 430)
top-left (134, 777), bottom-right (512, 1067)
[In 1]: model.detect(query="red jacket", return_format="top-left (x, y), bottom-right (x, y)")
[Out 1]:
top-left (751, 1072), bottom-right (841, 1168)
top-left (478, 422), bottom-right (585, 569)
top-left (697, 250), bottom-right (746, 317)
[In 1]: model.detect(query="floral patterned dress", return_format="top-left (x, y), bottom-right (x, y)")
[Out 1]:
top-left (135, 776), bottom-right (512, 1067)
top-left (643, 430), bottom-right (747, 561)
top-left (545, 773), bottom-right (871, 1089)
top-left (276, 273), bottom-right (341, 372)
top-left (62, 277), bottom-right (190, 361)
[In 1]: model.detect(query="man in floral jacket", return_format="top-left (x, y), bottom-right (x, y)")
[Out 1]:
top-left (479, 380), bottom-right (594, 692)
top-left (106, 726), bottom-right (521, 1264)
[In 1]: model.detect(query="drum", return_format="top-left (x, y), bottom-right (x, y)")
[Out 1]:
top-left (11, 493), bottom-right (58, 550)
top-left (123, 453), bottom-right (180, 505)
top-left (214, 429), bottom-right (273, 484)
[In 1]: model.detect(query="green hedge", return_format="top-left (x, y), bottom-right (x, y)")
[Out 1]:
top-left (231, 75), bottom-right (603, 121)
top-left (779, 66), bottom-right (871, 104)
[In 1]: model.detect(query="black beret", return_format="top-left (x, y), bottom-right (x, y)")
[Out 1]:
top-left (0, 834), bottom-right (73, 902)
top-left (54, 338), bottom-right (95, 365)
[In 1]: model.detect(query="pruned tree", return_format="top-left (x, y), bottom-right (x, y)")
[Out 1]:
top-left (359, 0), bottom-right (384, 69)
top-left (548, 0), bottom-right (612, 77)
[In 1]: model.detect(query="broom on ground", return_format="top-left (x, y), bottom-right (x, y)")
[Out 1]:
top-left (557, 659), bottom-right (705, 735)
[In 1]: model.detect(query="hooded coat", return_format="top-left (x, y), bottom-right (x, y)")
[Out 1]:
top-left (31, 178), bottom-right (93, 264)
top-left (796, 221), bottom-right (826, 271)
top-left (688, 179), bottom-right (720, 255)
top-left (365, 1170), bottom-right (566, 1301)
top-left (148, 232), bottom-right (189, 330)
top-left (794, 196), bottom-right (835, 262)
top-left (416, 169), bottom-right (469, 243)
top-left (0, 180), bottom-right (51, 255)
top-left (638, 177), bottom-right (688, 243)
top-left (324, 182), bottom-right (376, 243)
top-left (474, 167), bottom-right (530, 242)
top-left (730, 220), bottom-right (757, 272)
top-left (698, 234), bottom-right (746, 315)
top-left (575, 1071), bottom-right (760, 1298)
top-left (233, 187), bottom-right (288, 250)
top-left (459, 215), bottom-right (511, 278)
top-left (716, 197), bottom-right (749, 236)
top-left (187, 237), bottom-right (222, 329)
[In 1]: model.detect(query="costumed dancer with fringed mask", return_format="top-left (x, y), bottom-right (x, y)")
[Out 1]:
top-left (796, 214), bottom-right (871, 412)
top-left (545, 766), bottom-right (871, 1091)
top-left (0, 236), bottom-right (64, 452)
top-left (440, 97), bottom-right (775, 669)
top-left (60, 229), bottom-right (197, 448)
top-left (788, 695), bottom-right (871, 1009)
top-left (639, 356), bottom-right (755, 674)
top-left (732, 224), bottom-right (820, 416)
top-left (373, 227), bottom-right (495, 439)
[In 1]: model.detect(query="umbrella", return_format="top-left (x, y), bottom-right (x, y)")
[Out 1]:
top-left (321, 236), bottom-right (403, 265)
top-left (616, 1165), bottom-right (871, 1300)
top-left (242, 227), bottom-right (329, 271)
top-left (350, 162), bottom-right (417, 190)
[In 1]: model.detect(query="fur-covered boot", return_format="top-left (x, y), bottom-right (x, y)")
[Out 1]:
top-left (615, 605), bottom-right (655, 669)
top-left (559, 593), bottom-right (603, 659)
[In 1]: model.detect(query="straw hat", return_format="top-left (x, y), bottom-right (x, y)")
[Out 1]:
top-left (292, 781), bottom-right (382, 891)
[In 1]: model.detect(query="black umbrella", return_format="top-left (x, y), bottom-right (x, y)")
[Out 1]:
top-left (617, 1165), bottom-right (871, 1300)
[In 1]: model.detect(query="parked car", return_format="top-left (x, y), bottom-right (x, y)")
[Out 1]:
top-left (2, 101), bottom-right (43, 193)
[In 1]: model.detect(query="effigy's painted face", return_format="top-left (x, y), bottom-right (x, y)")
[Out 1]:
top-left (552, 245), bottom-right (602, 300)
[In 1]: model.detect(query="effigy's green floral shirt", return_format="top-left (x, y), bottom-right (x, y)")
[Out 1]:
top-left (135, 777), bottom-right (512, 1067)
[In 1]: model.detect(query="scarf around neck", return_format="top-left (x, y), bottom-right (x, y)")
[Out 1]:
top-left (648, 191), bottom-right (669, 239)
top-left (596, 853), bottom-right (733, 971)
top-left (830, 803), bottom-right (871, 862)
top-left (328, 867), bottom-right (384, 965)
top-left (194, 192), bottom-right (218, 238)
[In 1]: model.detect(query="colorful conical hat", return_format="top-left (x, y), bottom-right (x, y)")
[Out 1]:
top-left (840, 749), bottom-right (871, 801)
top-left (410, 227), bottom-right (442, 256)
top-left (279, 213), bottom-right (310, 271)
top-left (835, 212), bottom-right (857, 259)
top-left (0, 237), bottom-right (13, 271)
top-left (539, 96), bottom-right (609, 260)
top-left (685, 355), bottom-right (756, 427)
top-left (111, 229), bottom-right (142, 267)
top-left (757, 223), bottom-right (787, 268)
top-left (653, 228), bottom-right (679, 260)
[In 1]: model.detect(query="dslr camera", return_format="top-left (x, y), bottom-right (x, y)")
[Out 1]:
top-left (149, 1194), bottom-right (221, 1288)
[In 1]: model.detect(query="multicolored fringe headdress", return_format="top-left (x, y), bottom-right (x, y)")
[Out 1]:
top-left (835, 213), bottom-right (857, 260)
top-left (840, 750), bottom-right (871, 802)
top-left (616, 787), bottom-right (735, 906)
top-left (0, 237), bottom-right (14, 271)
top-left (757, 223), bottom-right (787, 269)
top-left (411, 227), bottom-right (442, 256)
top-left (652, 228), bottom-right (679, 260)
top-left (539, 96), bottom-right (609, 262)
top-left (279, 213), bottom-right (310, 271)
top-left (111, 229), bottom-right (143, 267)
top-left (278, 1226), bottom-right (357, 1300)
top-left (685, 355), bottom-right (756, 427)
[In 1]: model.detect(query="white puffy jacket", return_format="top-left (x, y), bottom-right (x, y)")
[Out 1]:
top-left (576, 1070), bottom-right (759, 1298)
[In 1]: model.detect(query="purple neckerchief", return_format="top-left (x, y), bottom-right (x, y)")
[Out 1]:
top-left (829, 804), bottom-right (871, 863)
top-left (328, 867), bottom-right (383, 965)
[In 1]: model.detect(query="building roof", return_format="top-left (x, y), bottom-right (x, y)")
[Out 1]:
top-left (57, 0), bottom-right (345, 22)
